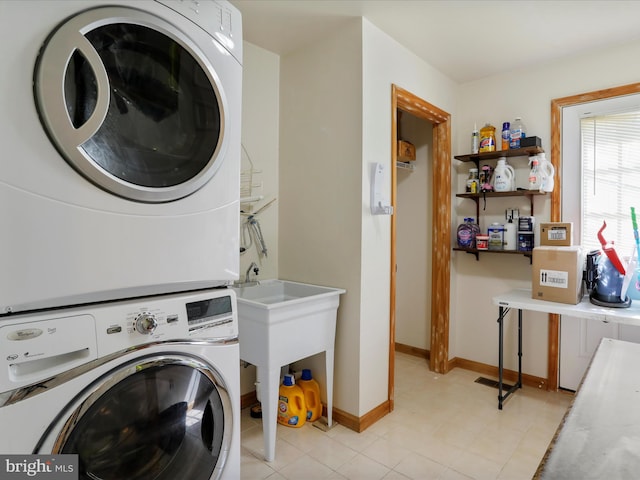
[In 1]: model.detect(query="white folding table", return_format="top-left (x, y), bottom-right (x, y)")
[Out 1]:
top-left (492, 289), bottom-right (640, 409)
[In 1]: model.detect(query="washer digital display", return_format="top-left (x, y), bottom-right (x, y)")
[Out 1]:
top-left (186, 296), bottom-right (233, 325)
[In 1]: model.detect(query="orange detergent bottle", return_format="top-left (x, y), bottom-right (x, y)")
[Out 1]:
top-left (298, 369), bottom-right (322, 422)
top-left (277, 374), bottom-right (306, 428)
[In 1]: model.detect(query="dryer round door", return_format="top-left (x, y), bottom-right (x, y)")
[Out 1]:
top-left (37, 354), bottom-right (234, 480)
top-left (34, 6), bottom-right (229, 203)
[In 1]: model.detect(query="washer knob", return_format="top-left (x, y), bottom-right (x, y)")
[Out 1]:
top-left (135, 313), bottom-right (158, 335)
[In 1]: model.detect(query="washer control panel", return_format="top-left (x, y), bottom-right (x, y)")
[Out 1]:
top-left (0, 289), bottom-right (237, 390)
top-left (93, 289), bottom-right (237, 356)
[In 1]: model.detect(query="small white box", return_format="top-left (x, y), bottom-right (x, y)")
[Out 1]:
top-left (540, 222), bottom-right (573, 246)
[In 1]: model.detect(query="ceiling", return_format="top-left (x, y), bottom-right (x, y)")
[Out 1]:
top-left (230, 0), bottom-right (640, 83)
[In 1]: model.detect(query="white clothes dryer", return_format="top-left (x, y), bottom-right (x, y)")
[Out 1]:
top-left (0, 288), bottom-right (240, 480)
top-left (0, 0), bottom-right (243, 314)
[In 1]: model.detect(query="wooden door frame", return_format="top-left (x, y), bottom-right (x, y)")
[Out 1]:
top-left (547, 82), bottom-right (640, 390)
top-left (390, 85), bottom-right (451, 408)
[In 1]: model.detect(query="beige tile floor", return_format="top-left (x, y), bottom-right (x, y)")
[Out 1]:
top-left (240, 352), bottom-right (572, 480)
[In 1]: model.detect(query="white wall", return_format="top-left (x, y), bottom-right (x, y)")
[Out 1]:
top-left (360, 19), bottom-right (457, 413)
top-left (278, 19), bottom-right (364, 415)
top-left (276, 18), bottom-right (457, 417)
top-left (240, 43), bottom-right (280, 282)
top-left (453, 40), bottom-right (640, 378)
top-left (239, 42), bottom-right (280, 395)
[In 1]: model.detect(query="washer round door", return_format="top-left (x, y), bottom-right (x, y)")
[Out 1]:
top-left (38, 355), bottom-right (234, 480)
top-left (34, 6), bottom-right (228, 203)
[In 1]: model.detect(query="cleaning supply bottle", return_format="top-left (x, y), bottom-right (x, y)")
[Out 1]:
top-left (298, 369), bottom-right (322, 422)
top-left (457, 217), bottom-right (480, 249)
top-left (538, 153), bottom-right (555, 192)
top-left (510, 117), bottom-right (527, 149)
top-left (504, 215), bottom-right (517, 251)
top-left (471, 124), bottom-right (479, 154)
top-left (277, 374), bottom-right (306, 428)
top-left (479, 123), bottom-right (496, 153)
top-left (528, 155), bottom-right (541, 190)
top-left (493, 157), bottom-right (515, 192)
top-left (466, 168), bottom-right (479, 193)
top-left (501, 122), bottom-right (510, 150)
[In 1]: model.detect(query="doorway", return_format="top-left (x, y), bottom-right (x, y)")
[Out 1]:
top-left (389, 85), bottom-right (451, 409)
top-left (395, 112), bottom-right (433, 357)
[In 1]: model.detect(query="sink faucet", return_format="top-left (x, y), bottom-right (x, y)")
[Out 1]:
top-left (245, 262), bottom-right (259, 283)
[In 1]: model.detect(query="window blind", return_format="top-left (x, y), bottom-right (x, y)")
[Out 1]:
top-left (581, 110), bottom-right (640, 258)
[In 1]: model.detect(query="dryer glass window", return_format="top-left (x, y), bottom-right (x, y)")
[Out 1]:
top-left (35, 6), bottom-right (233, 202)
top-left (59, 364), bottom-right (227, 480)
top-left (68, 24), bottom-right (221, 188)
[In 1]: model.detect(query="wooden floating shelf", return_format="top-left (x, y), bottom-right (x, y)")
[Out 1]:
top-left (453, 247), bottom-right (533, 262)
top-left (456, 190), bottom-right (547, 199)
top-left (454, 146), bottom-right (544, 163)
top-left (453, 247), bottom-right (532, 256)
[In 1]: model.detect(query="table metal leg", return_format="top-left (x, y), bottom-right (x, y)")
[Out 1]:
top-left (498, 306), bottom-right (507, 409)
top-left (517, 308), bottom-right (523, 390)
top-left (497, 306), bottom-right (524, 409)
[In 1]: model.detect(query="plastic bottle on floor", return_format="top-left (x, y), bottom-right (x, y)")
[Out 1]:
top-left (277, 374), bottom-right (306, 428)
top-left (298, 369), bottom-right (322, 422)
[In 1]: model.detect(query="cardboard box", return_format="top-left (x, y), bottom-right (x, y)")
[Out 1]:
top-left (540, 222), bottom-right (573, 246)
top-left (532, 246), bottom-right (584, 304)
top-left (397, 140), bottom-right (416, 162)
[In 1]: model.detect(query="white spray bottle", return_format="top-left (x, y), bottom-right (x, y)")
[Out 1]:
top-left (528, 155), bottom-right (541, 191)
top-left (504, 209), bottom-right (518, 251)
top-left (538, 153), bottom-right (555, 193)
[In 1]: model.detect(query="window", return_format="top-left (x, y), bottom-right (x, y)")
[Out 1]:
top-left (562, 94), bottom-right (640, 258)
top-left (580, 110), bottom-right (640, 255)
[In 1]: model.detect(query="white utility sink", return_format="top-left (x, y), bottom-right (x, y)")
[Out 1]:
top-left (233, 278), bottom-right (343, 308)
top-left (232, 279), bottom-right (345, 462)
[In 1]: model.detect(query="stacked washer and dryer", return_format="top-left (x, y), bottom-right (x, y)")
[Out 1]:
top-left (0, 1), bottom-right (243, 478)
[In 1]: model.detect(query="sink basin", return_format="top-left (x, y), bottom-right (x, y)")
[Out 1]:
top-left (232, 279), bottom-right (344, 308)
top-left (230, 279), bottom-right (345, 462)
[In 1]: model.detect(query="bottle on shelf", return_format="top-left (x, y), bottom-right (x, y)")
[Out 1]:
top-left (538, 152), bottom-right (555, 192)
top-left (479, 123), bottom-right (496, 153)
top-left (504, 210), bottom-right (517, 251)
top-left (457, 217), bottom-right (480, 249)
top-left (471, 123), bottom-right (480, 154)
top-left (492, 157), bottom-right (515, 192)
top-left (466, 168), bottom-right (479, 193)
top-left (501, 122), bottom-right (510, 150)
top-left (488, 223), bottom-right (505, 250)
top-left (528, 155), bottom-right (542, 190)
top-left (509, 117), bottom-right (527, 149)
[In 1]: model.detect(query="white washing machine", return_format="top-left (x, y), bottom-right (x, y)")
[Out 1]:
top-left (0, 0), bottom-right (243, 314)
top-left (0, 288), bottom-right (240, 479)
